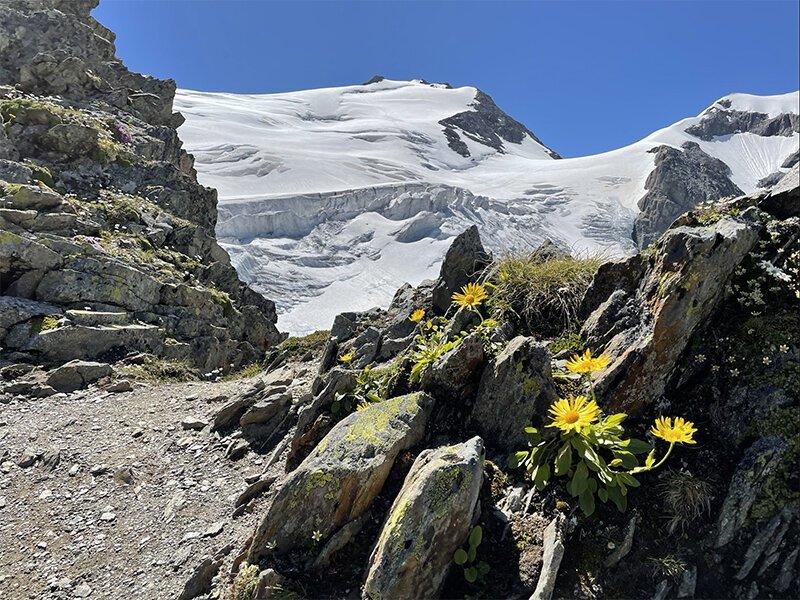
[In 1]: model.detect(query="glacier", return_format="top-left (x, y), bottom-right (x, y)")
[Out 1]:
top-left (175, 79), bottom-right (799, 334)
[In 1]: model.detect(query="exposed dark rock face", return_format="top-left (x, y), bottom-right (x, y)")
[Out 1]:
top-left (685, 105), bottom-right (799, 141)
top-left (0, 0), bottom-right (281, 370)
top-left (782, 149), bottom-right (799, 169)
top-left (439, 90), bottom-right (561, 159)
top-left (633, 141), bottom-right (743, 248)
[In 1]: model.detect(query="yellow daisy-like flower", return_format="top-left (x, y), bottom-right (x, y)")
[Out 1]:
top-left (338, 351), bottom-right (354, 364)
top-left (564, 349), bottom-right (610, 374)
top-left (651, 416), bottom-right (697, 444)
top-left (409, 308), bottom-right (426, 323)
top-left (451, 282), bottom-right (488, 309)
top-left (356, 401), bottom-right (371, 411)
top-left (547, 395), bottom-right (601, 433)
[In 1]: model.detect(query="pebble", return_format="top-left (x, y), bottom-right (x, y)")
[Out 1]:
top-left (181, 416), bottom-right (208, 431)
top-left (100, 512), bottom-right (116, 522)
top-left (74, 583), bottom-right (92, 597)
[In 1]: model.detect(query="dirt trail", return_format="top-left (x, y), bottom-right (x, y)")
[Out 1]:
top-left (0, 379), bottom-right (266, 599)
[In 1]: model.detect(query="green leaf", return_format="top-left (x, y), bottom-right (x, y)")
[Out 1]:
top-left (572, 461), bottom-right (589, 496)
top-left (598, 488), bottom-right (609, 503)
top-left (617, 472), bottom-right (640, 488)
top-left (579, 489), bottom-right (596, 516)
top-left (587, 478), bottom-right (598, 493)
top-left (465, 567), bottom-right (478, 583)
top-left (524, 426), bottom-right (539, 436)
top-left (468, 545), bottom-right (477, 563)
top-left (604, 413), bottom-right (627, 427)
top-left (555, 442), bottom-right (572, 476)
top-left (477, 561), bottom-right (491, 576)
top-left (644, 449), bottom-right (656, 469)
top-left (607, 485), bottom-right (626, 512)
top-left (534, 462), bottom-right (551, 491)
top-left (625, 438), bottom-right (653, 454)
top-left (612, 451), bottom-right (638, 469)
top-left (469, 526), bottom-right (483, 548)
top-left (454, 548), bottom-right (468, 565)
top-left (508, 451), bottom-right (529, 469)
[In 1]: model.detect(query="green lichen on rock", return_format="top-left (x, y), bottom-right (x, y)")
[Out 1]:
top-left (749, 406), bottom-right (800, 521)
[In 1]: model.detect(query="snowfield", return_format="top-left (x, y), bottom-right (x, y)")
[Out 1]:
top-left (175, 80), bottom-right (799, 334)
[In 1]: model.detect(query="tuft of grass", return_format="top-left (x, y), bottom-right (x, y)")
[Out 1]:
top-left (647, 555), bottom-right (688, 581)
top-left (118, 356), bottom-right (199, 383)
top-left (486, 253), bottom-right (602, 337)
top-left (658, 470), bottom-right (713, 533)
top-left (221, 363), bottom-right (264, 381)
top-left (278, 330), bottom-right (330, 362)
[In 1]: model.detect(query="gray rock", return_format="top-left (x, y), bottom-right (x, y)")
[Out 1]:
top-left (0, 183), bottom-right (63, 210)
top-left (470, 336), bottom-right (557, 450)
top-left (715, 437), bottom-right (786, 548)
top-left (431, 226), bottom-right (491, 312)
top-left (530, 514), bottom-right (568, 600)
top-left (421, 331), bottom-right (485, 397)
top-left (364, 437), bottom-right (485, 599)
top-left (181, 416), bottom-right (208, 431)
top-left (45, 360), bottom-right (112, 392)
top-left (247, 392), bottom-right (435, 562)
top-left (633, 141), bottom-right (743, 248)
top-left (587, 218), bottom-right (759, 413)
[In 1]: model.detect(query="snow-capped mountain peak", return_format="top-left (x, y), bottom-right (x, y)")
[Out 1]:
top-left (175, 84), bottom-right (798, 333)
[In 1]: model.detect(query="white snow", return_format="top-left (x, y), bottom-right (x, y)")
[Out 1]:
top-left (175, 82), bottom-right (799, 334)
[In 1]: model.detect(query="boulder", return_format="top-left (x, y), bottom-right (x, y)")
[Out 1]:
top-left (421, 331), bottom-right (485, 397)
top-left (586, 218), bottom-right (759, 413)
top-left (363, 437), bottom-right (485, 599)
top-left (530, 514), bottom-right (568, 600)
top-left (1, 183), bottom-right (63, 210)
top-left (470, 336), bottom-right (557, 451)
top-left (247, 392), bottom-right (435, 562)
top-left (45, 359), bottom-right (112, 392)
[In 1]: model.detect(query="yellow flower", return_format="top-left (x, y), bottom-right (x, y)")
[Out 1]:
top-left (564, 349), bottom-right (610, 374)
top-left (651, 417), bottom-right (697, 444)
top-left (338, 351), bottom-right (354, 364)
top-left (452, 282), bottom-right (488, 309)
top-left (547, 395), bottom-right (601, 433)
top-left (410, 308), bottom-right (426, 323)
top-left (356, 401), bottom-right (370, 411)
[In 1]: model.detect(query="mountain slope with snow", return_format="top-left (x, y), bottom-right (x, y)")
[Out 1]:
top-left (175, 80), bottom-right (799, 333)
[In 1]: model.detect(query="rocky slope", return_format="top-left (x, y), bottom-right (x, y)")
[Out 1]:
top-left (1, 3), bottom-right (799, 600)
top-left (177, 82), bottom-right (798, 333)
top-left (0, 0), bottom-right (281, 374)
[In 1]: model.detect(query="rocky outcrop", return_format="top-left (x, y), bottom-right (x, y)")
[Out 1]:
top-left (431, 225), bottom-right (491, 312)
top-left (685, 100), bottom-right (799, 141)
top-left (587, 216), bottom-right (759, 412)
top-left (363, 437), bottom-right (484, 599)
top-left (0, 0), bottom-right (280, 370)
top-left (439, 90), bottom-right (561, 159)
top-left (633, 141), bottom-right (743, 248)
top-left (246, 392), bottom-right (434, 562)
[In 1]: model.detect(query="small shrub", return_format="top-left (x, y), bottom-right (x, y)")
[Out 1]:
top-left (332, 362), bottom-right (401, 415)
top-left (486, 253), bottom-right (601, 337)
top-left (453, 525), bottom-right (490, 584)
top-left (221, 363), bottom-right (264, 381)
top-left (228, 563), bottom-right (260, 600)
top-left (409, 319), bottom-right (462, 383)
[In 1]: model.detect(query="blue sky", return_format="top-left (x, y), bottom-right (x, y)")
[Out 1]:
top-left (94, 0), bottom-right (799, 158)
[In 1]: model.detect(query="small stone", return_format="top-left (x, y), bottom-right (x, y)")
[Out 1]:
top-left (181, 416), bottom-right (208, 431)
top-left (68, 464), bottom-right (80, 476)
top-left (39, 489), bottom-right (53, 500)
top-left (74, 583), bottom-right (92, 597)
top-left (204, 521), bottom-right (224, 538)
top-left (17, 448), bottom-right (38, 468)
top-left (100, 512), bottom-right (116, 522)
top-left (0, 497), bottom-right (5, 509)
top-left (89, 464), bottom-right (109, 475)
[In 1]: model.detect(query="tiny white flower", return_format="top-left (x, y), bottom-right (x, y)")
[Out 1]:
top-left (730, 368), bottom-right (740, 377)
top-left (312, 530), bottom-right (323, 542)
top-left (762, 356), bottom-right (771, 365)
top-left (779, 344), bottom-right (789, 353)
